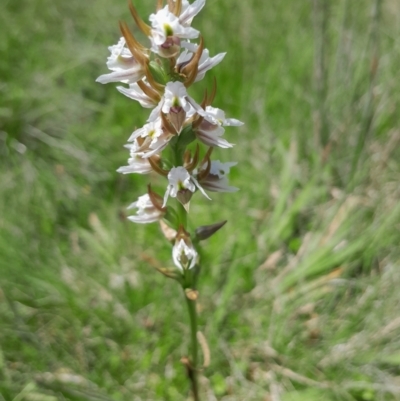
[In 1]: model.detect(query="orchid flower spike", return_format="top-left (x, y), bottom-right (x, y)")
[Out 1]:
top-left (97, 1), bottom-right (244, 397)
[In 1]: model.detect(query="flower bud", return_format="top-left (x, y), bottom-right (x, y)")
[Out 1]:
top-left (148, 60), bottom-right (169, 85)
top-left (195, 220), bottom-right (227, 241)
top-left (172, 227), bottom-right (198, 270)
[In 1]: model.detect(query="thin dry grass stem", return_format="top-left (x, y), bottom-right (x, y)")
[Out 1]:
top-left (270, 363), bottom-right (330, 389)
top-left (269, 381), bottom-right (282, 401)
top-left (258, 249), bottom-right (283, 271)
top-left (139, 252), bottom-right (165, 270)
top-left (197, 331), bottom-right (210, 368)
top-left (281, 267), bottom-right (343, 303)
top-left (371, 316), bottom-right (400, 341)
top-left (319, 195), bottom-right (360, 245)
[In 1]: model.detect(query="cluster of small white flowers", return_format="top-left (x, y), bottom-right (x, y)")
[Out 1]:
top-left (97, 0), bottom-right (242, 272)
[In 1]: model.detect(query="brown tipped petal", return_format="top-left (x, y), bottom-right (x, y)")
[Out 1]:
top-left (192, 144), bottom-right (200, 168)
top-left (192, 115), bottom-right (204, 130)
top-left (198, 158), bottom-right (211, 181)
top-left (119, 22), bottom-right (149, 65)
top-left (192, 91), bottom-right (207, 129)
top-left (161, 112), bottom-right (176, 135)
top-left (200, 88), bottom-right (208, 109)
top-left (137, 80), bottom-right (161, 103)
top-left (156, 0), bottom-right (163, 11)
top-left (148, 157), bottom-right (169, 176)
top-left (199, 146), bottom-right (213, 169)
top-left (183, 149), bottom-right (191, 166)
top-left (167, 0), bottom-right (174, 12)
top-left (173, 0), bottom-right (182, 16)
top-left (208, 77), bottom-right (217, 106)
top-left (129, 1), bottom-right (151, 36)
top-left (185, 144), bottom-right (200, 172)
top-left (156, 267), bottom-right (182, 280)
top-left (147, 183), bottom-right (166, 211)
top-left (182, 37), bottom-right (204, 87)
top-left (198, 148), bottom-right (213, 181)
top-left (168, 108), bottom-right (186, 134)
top-left (167, 0), bottom-right (182, 15)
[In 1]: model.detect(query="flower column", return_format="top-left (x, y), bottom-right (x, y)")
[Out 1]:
top-left (97, 0), bottom-right (243, 398)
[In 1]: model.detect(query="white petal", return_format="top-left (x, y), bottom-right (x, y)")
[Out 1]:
top-left (209, 160), bottom-right (237, 177)
top-left (141, 136), bottom-right (171, 158)
top-left (187, 95), bottom-right (205, 116)
top-left (128, 214), bottom-right (160, 224)
top-left (202, 179), bottom-right (239, 193)
top-left (172, 239), bottom-right (198, 270)
top-left (196, 129), bottom-right (234, 148)
top-left (96, 68), bottom-right (144, 85)
top-left (224, 118), bottom-right (244, 126)
top-left (179, 0), bottom-right (206, 25)
top-left (116, 164), bottom-right (152, 174)
top-left (191, 176), bottom-right (211, 200)
top-left (195, 52), bottom-right (226, 82)
top-left (150, 8), bottom-right (199, 44)
top-left (163, 185), bottom-right (172, 208)
top-left (117, 84), bottom-right (156, 108)
top-left (117, 152), bottom-right (153, 174)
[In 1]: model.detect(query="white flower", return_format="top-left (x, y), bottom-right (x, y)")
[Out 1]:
top-left (197, 160), bottom-right (238, 193)
top-left (126, 118), bottom-right (172, 158)
top-left (162, 81), bottom-right (202, 114)
top-left (128, 119), bottom-right (163, 143)
top-left (178, 42), bottom-right (226, 82)
top-left (149, 8), bottom-right (199, 55)
top-left (172, 239), bottom-right (198, 270)
top-left (117, 140), bottom-right (153, 174)
top-left (141, 133), bottom-right (172, 158)
top-left (209, 160), bottom-right (237, 178)
top-left (117, 82), bottom-right (158, 108)
top-left (127, 194), bottom-right (164, 224)
top-left (203, 106), bottom-right (244, 127)
top-left (163, 166), bottom-right (195, 206)
top-left (195, 106), bottom-right (242, 148)
top-left (196, 120), bottom-right (234, 148)
top-left (96, 37), bottom-right (145, 84)
top-left (163, 166), bottom-right (209, 207)
top-left (152, 81), bottom-right (204, 133)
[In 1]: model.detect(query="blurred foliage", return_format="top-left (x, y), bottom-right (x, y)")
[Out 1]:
top-left (1, 0), bottom-right (400, 400)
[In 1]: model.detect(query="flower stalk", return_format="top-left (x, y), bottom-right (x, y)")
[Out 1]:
top-left (97, 0), bottom-right (243, 398)
top-left (185, 294), bottom-right (200, 400)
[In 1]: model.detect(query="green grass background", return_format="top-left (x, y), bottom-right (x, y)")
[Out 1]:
top-left (2, 0), bottom-right (400, 399)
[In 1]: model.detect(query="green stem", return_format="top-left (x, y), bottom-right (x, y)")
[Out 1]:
top-left (177, 201), bottom-right (187, 229)
top-left (185, 293), bottom-right (200, 401)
